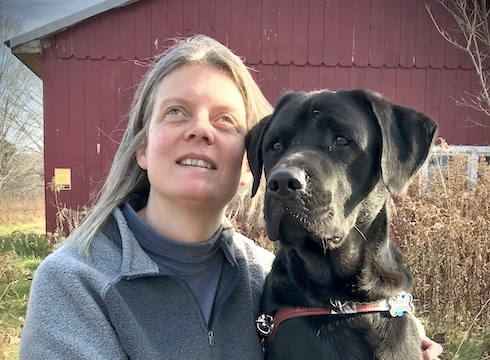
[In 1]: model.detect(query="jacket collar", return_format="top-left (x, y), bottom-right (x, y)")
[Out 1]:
top-left (106, 208), bottom-right (239, 278)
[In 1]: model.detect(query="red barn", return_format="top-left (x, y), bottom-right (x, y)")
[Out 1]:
top-left (6, 0), bottom-right (490, 233)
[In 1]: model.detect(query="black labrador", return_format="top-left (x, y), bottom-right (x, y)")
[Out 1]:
top-left (246, 89), bottom-right (437, 360)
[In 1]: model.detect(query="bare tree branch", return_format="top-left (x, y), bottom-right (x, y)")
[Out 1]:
top-left (427, 0), bottom-right (490, 127)
top-left (0, 12), bottom-right (44, 197)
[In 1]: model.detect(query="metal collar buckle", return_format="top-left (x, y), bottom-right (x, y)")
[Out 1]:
top-left (255, 313), bottom-right (274, 336)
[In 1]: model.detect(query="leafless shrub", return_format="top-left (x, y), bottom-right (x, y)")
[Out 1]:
top-left (46, 179), bottom-right (88, 240)
top-left (392, 145), bottom-right (490, 333)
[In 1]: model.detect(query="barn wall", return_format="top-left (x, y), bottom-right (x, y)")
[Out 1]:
top-left (42, 0), bottom-right (490, 232)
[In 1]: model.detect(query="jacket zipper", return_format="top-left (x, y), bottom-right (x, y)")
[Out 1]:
top-left (206, 262), bottom-right (239, 348)
top-left (206, 233), bottom-right (240, 348)
top-left (208, 330), bottom-right (215, 346)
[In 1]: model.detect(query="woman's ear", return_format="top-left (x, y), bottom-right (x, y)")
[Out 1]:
top-left (240, 155), bottom-right (253, 187)
top-left (136, 146), bottom-right (148, 170)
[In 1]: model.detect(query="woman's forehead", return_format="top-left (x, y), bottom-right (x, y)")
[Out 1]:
top-left (155, 64), bottom-right (246, 110)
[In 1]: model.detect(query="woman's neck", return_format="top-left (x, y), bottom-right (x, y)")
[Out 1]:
top-left (137, 196), bottom-right (226, 244)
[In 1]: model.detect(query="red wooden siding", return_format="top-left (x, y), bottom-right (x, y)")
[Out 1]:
top-left (41, 0), bottom-right (490, 232)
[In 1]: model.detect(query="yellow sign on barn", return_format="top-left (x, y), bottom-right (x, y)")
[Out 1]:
top-left (54, 168), bottom-right (71, 190)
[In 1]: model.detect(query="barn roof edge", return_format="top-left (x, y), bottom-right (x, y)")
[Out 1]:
top-left (4, 0), bottom-right (140, 78)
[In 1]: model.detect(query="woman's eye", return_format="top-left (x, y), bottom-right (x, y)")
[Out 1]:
top-left (334, 137), bottom-right (349, 146)
top-left (220, 116), bottom-right (233, 124)
top-left (167, 108), bottom-right (182, 116)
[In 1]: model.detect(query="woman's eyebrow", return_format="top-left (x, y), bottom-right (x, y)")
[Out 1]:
top-left (156, 97), bottom-right (190, 109)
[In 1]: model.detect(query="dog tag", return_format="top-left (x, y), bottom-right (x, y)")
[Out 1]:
top-left (388, 293), bottom-right (414, 317)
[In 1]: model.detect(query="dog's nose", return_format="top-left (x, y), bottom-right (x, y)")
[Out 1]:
top-left (267, 167), bottom-right (306, 196)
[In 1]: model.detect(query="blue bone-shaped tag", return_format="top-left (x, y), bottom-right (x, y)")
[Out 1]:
top-left (388, 293), bottom-right (415, 317)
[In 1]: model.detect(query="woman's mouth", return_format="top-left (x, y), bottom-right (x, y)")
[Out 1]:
top-left (178, 158), bottom-right (216, 169)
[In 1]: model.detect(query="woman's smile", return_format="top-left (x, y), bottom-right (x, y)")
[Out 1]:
top-left (178, 159), bottom-right (215, 169)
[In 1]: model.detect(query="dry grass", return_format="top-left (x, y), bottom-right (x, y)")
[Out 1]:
top-left (0, 198), bottom-right (44, 229)
top-left (0, 327), bottom-right (20, 360)
top-left (391, 147), bottom-right (490, 357)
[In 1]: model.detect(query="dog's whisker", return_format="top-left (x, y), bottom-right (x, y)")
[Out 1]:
top-left (285, 208), bottom-right (309, 226)
top-left (354, 225), bottom-right (368, 242)
top-left (321, 238), bottom-right (328, 255)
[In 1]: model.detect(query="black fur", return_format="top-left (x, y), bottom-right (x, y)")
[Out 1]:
top-left (246, 89), bottom-right (438, 360)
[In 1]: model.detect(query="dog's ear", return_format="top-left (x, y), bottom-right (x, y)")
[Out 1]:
top-left (365, 91), bottom-right (438, 195)
top-left (245, 114), bottom-right (273, 197)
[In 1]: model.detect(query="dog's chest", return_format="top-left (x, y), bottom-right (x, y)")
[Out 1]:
top-left (266, 314), bottom-right (378, 360)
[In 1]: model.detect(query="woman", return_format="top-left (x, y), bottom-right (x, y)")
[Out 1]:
top-left (19, 35), bottom-right (441, 359)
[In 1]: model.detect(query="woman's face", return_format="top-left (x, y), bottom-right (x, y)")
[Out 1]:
top-left (137, 64), bottom-right (248, 211)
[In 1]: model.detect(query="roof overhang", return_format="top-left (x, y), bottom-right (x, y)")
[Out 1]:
top-left (8, 40), bottom-right (43, 78)
top-left (4, 0), bottom-right (139, 79)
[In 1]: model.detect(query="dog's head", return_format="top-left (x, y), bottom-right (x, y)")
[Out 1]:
top-left (246, 89), bottom-right (437, 250)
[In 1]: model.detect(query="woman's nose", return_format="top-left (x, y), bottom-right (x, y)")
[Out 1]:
top-left (184, 112), bottom-right (215, 144)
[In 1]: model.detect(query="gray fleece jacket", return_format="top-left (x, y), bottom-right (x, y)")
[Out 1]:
top-left (19, 208), bottom-right (274, 359)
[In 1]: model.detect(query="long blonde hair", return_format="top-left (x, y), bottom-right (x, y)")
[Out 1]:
top-left (68, 34), bottom-right (272, 253)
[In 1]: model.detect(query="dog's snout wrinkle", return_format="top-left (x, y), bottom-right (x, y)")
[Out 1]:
top-left (267, 167), bottom-right (306, 196)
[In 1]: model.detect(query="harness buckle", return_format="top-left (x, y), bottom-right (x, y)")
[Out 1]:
top-left (255, 313), bottom-right (274, 336)
top-left (329, 299), bottom-right (357, 314)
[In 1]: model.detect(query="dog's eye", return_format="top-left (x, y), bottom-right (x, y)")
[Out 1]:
top-left (334, 137), bottom-right (349, 146)
top-left (271, 142), bottom-right (282, 151)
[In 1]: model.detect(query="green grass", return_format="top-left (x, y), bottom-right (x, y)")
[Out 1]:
top-left (0, 228), bottom-right (47, 359)
top-left (0, 233), bottom-right (50, 259)
top-left (440, 331), bottom-right (490, 360)
top-left (0, 257), bottom-right (41, 325)
top-left (0, 221), bottom-right (45, 237)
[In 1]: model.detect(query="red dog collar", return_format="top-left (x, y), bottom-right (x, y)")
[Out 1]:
top-left (255, 293), bottom-right (414, 341)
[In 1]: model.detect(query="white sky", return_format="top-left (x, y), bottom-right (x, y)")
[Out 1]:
top-left (0, 0), bottom-right (105, 33)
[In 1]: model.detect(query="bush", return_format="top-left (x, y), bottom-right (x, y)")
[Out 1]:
top-left (391, 148), bottom-right (490, 358)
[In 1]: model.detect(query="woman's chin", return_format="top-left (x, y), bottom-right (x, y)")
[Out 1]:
top-left (174, 189), bottom-right (236, 209)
